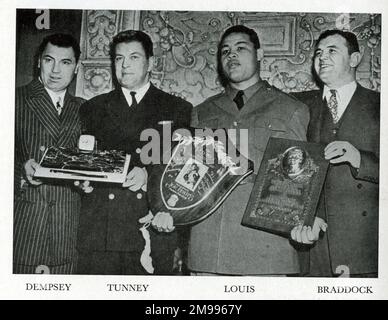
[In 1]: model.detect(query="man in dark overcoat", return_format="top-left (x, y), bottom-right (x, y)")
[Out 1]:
top-left (76, 30), bottom-right (192, 275)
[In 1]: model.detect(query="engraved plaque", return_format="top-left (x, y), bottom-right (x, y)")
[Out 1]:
top-left (241, 137), bottom-right (329, 237)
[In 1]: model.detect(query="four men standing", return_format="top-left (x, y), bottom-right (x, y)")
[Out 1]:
top-left (14, 25), bottom-right (380, 277)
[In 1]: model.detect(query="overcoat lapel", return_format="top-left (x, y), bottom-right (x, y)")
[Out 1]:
top-left (239, 85), bottom-right (269, 117)
top-left (104, 88), bottom-right (133, 138)
top-left (213, 94), bottom-right (239, 116)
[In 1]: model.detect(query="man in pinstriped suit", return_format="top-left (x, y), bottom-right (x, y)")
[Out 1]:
top-left (14, 34), bottom-right (84, 274)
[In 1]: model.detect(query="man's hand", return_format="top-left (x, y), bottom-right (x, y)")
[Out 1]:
top-left (74, 180), bottom-right (94, 193)
top-left (24, 159), bottom-right (42, 186)
top-left (151, 212), bottom-right (175, 233)
top-left (325, 141), bottom-right (361, 169)
top-left (290, 217), bottom-right (327, 244)
top-left (122, 167), bottom-right (147, 191)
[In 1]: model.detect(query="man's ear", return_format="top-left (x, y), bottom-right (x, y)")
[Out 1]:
top-left (147, 56), bottom-right (155, 73)
top-left (256, 48), bottom-right (264, 61)
top-left (74, 62), bottom-right (80, 74)
top-left (350, 52), bottom-right (362, 68)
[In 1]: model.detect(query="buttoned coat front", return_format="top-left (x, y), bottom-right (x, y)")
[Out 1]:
top-left (14, 79), bottom-right (83, 266)
top-left (77, 85), bottom-right (192, 259)
top-left (295, 85), bottom-right (379, 275)
top-left (188, 81), bottom-right (309, 275)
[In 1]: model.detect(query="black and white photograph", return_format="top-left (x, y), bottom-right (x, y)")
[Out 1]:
top-left (0, 0), bottom-right (387, 301)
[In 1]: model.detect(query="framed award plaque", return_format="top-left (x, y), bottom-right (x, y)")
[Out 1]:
top-left (241, 137), bottom-right (329, 237)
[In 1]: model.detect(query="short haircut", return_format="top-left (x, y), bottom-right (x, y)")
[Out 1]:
top-left (316, 29), bottom-right (360, 54)
top-left (110, 30), bottom-right (154, 59)
top-left (37, 33), bottom-right (81, 62)
top-left (220, 25), bottom-right (261, 50)
top-left (217, 25), bottom-right (261, 87)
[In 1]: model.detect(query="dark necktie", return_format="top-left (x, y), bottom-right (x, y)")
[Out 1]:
top-left (327, 89), bottom-right (339, 123)
top-left (233, 90), bottom-right (244, 110)
top-left (56, 97), bottom-right (63, 115)
top-left (130, 91), bottom-right (137, 107)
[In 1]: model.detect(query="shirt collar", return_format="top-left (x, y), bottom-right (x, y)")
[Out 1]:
top-left (39, 77), bottom-right (66, 106)
top-left (322, 81), bottom-right (357, 103)
top-left (226, 80), bottom-right (264, 103)
top-left (121, 82), bottom-right (151, 106)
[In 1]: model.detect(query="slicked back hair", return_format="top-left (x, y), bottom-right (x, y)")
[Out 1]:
top-left (37, 33), bottom-right (81, 62)
top-left (316, 29), bottom-right (360, 55)
top-left (110, 30), bottom-right (154, 60)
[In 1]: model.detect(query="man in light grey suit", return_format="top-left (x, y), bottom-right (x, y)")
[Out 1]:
top-left (154, 25), bottom-right (310, 275)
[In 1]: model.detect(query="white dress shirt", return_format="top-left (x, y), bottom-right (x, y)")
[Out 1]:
top-left (121, 82), bottom-right (151, 107)
top-left (322, 81), bottom-right (357, 121)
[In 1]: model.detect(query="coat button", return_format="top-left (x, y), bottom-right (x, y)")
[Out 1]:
top-left (357, 183), bottom-right (363, 189)
top-left (362, 211), bottom-right (367, 217)
top-left (136, 148), bottom-right (141, 154)
top-left (233, 121), bottom-right (238, 127)
top-left (137, 193), bottom-right (142, 200)
top-left (108, 193), bottom-right (115, 200)
top-left (40, 146), bottom-right (46, 152)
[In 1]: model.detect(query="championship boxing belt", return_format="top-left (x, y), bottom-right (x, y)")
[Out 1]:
top-left (147, 128), bottom-right (254, 226)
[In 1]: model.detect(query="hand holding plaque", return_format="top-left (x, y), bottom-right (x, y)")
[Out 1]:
top-left (241, 138), bottom-right (329, 237)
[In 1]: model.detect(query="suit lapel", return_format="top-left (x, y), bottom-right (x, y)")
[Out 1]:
top-left (57, 93), bottom-right (81, 146)
top-left (26, 80), bottom-right (60, 141)
top-left (337, 85), bottom-right (367, 129)
top-left (307, 90), bottom-right (325, 142)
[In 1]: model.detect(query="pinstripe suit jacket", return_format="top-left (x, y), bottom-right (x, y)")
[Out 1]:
top-left (14, 79), bottom-right (84, 266)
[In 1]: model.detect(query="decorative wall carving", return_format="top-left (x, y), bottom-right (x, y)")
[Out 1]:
top-left (238, 15), bottom-right (297, 56)
top-left (76, 10), bottom-right (381, 106)
top-left (76, 10), bottom-right (139, 99)
top-left (86, 10), bottom-right (121, 58)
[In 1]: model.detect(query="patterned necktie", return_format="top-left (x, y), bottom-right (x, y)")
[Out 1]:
top-left (327, 89), bottom-right (339, 123)
top-left (56, 97), bottom-right (63, 116)
top-left (130, 91), bottom-right (137, 107)
top-left (233, 90), bottom-right (244, 110)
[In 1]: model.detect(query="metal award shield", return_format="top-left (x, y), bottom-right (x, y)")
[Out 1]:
top-left (241, 137), bottom-right (329, 237)
top-left (147, 129), bottom-right (254, 226)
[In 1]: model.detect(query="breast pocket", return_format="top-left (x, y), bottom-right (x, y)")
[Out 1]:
top-left (253, 118), bottom-right (287, 153)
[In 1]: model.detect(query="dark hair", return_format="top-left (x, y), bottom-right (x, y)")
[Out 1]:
top-left (37, 33), bottom-right (81, 62)
top-left (110, 30), bottom-right (154, 59)
top-left (220, 25), bottom-right (261, 50)
top-left (217, 25), bottom-right (261, 87)
top-left (316, 29), bottom-right (360, 54)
